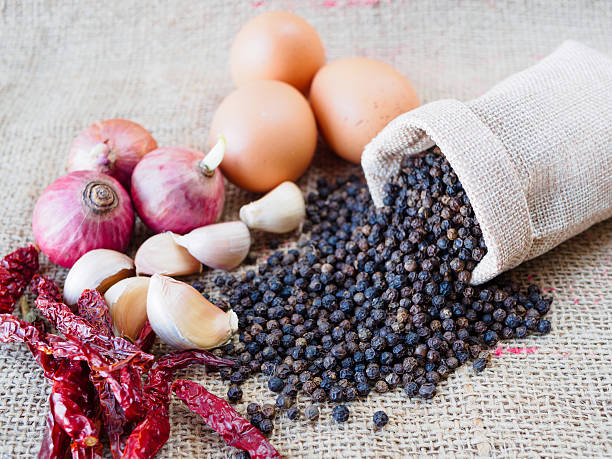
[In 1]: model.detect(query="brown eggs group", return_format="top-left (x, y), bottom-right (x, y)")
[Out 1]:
top-left (210, 10), bottom-right (421, 192)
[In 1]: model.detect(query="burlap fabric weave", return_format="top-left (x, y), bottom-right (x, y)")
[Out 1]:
top-left (0, 1), bottom-right (611, 458)
top-left (362, 40), bottom-right (612, 285)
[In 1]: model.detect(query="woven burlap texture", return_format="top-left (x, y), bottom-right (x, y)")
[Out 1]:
top-left (0, 1), bottom-right (611, 458)
top-left (363, 41), bottom-right (612, 285)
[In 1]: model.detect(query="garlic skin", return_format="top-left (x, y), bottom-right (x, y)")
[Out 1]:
top-left (173, 221), bottom-right (250, 271)
top-left (104, 277), bottom-right (149, 341)
top-left (63, 249), bottom-right (135, 305)
top-left (239, 181), bottom-right (305, 233)
top-left (146, 274), bottom-right (238, 350)
top-left (134, 232), bottom-right (202, 276)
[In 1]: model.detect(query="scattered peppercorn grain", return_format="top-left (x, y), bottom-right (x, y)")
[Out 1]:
top-left (258, 418), bottom-right (274, 436)
top-left (332, 405), bottom-right (350, 423)
top-left (373, 411), bottom-right (389, 429)
top-left (304, 405), bottom-right (319, 421)
top-left (473, 358), bottom-right (488, 373)
top-left (227, 385), bottom-right (243, 403)
top-left (286, 406), bottom-right (299, 420)
top-left (261, 403), bottom-right (276, 419)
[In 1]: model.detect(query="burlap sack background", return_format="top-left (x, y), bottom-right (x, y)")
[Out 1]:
top-left (362, 40), bottom-right (612, 285)
top-left (0, 1), bottom-right (610, 457)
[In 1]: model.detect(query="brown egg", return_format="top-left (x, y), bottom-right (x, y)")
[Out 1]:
top-left (230, 11), bottom-right (325, 93)
top-left (309, 57), bottom-right (420, 164)
top-left (209, 80), bottom-right (317, 192)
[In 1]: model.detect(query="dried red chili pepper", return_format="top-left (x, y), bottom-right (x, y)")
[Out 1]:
top-left (35, 296), bottom-right (154, 369)
top-left (26, 320), bottom-right (71, 459)
top-left (0, 314), bottom-right (110, 372)
top-left (50, 359), bottom-right (101, 448)
top-left (172, 379), bottom-right (281, 459)
top-left (34, 294), bottom-right (155, 431)
top-left (38, 407), bottom-right (71, 459)
top-left (76, 290), bottom-right (112, 337)
top-left (121, 350), bottom-right (235, 458)
top-left (31, 274), bottom-right (62, 302)
top-left (145, 350), bottom-right (235, 395)
top-left (0, 314), bottom-right (102, 458)
top-left (74, 288), bottom-right (149, 422)
top-left (0, 245), bottom-right (39, 313)
top-left (93, 376), bottom-right (129, 459)
top-left (70, 444), bottom-right (103, 459)
top-left (0, 314), bottom-right (54, 354)
top-left (133, 320), bottom-right (155, 352)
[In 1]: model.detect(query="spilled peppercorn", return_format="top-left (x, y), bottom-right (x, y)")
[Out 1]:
top-left (213, 147), bottom-right (553, 421)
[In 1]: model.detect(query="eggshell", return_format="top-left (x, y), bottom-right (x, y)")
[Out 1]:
top-left (230, 11), bottom-right (325, 93)
top-left (209, 80), bottom-right (317, 193)
top-left (309, 57), bottom-right (420, 164)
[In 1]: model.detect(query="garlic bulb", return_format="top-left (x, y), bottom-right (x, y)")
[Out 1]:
top-left (146, 274), bottom-right (238, 350)
top-left (104, 277), bottom-right (149, 341)
top-left (173, 221), bottom-right (250, 271)
top-left (134, 232), bottom-right (202, 276)
top-left (239, 181), bottom-right (305, 233)
top-left (63, 249), bottom-right (135, 305)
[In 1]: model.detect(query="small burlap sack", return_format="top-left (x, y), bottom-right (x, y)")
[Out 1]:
top-left (362, 40), bottom-right (612, 284)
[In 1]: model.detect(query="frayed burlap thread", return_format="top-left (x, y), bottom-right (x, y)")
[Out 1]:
top-left (363, 41), bottom-right (612, 284)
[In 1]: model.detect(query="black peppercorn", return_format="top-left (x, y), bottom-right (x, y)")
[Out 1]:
top-left (261, 403), bottom-right (276, 419)
top-left (373, 410), bottom-right (389, 429)
top-left (286, 406), bottom-right (299, 421)
top-left (247, 403), bottom-right (261, 416)
top-left (250, 413), bottom-right (263, 431)
top-left (473, 358), bottom-right (488, 373)
top-left (276, 394), bottom-right (293, 409)
top-left (356, 382), bottom-right (371, 396)
top-left (332, 405), bottom-right (350, 423)
top-left (227, 385), bottom-right (242, 403)
top-left (329, 385), bottom-right (345, 403)
top-left (267, 377), bottom-right (284, 393)
top-left (418, 383), bottom-right (436, 399)
top-left (305, 404), bottom-right (319, 421)
top-left (404, 382), bottom-right (419, 398)
top-left (312, 388), bottom-right (326, 403)
top-left (374, 380), bottom-right (389, 393)
top-left (259, 418), bottom-right (274, 435)
top-left (537, 319), bottom-right (551, 334)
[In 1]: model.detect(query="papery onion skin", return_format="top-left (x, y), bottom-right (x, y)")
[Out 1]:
top-left (32, 171), bottom-right (134, 268)
top-left (131, 147), bottom-right (225, 234)
top-left (67, 119), bottom-right (157, 189)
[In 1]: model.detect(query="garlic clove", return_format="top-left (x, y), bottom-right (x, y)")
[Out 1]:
top-left (104, 277), bottom-right (150, 341)
top-left (172, 221), bottom-right (251, 271)
top-left (239, 181), bottom-right (305, 233)
top-left (134, 232), bottom-right (202, 276)
top-left (146, 274), bottom-right (238, 350)
top-left (63, 249), bottom-right (135, 305)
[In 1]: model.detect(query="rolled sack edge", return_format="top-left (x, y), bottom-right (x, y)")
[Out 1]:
top-left (361, 99), bottom-right (532, 285)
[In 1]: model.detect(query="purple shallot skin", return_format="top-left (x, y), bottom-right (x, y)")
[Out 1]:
top-left (131, 147), bottom-right (225, 234)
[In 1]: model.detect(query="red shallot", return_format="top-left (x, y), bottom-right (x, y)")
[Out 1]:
top-left (32, 171), bottom-right (134, 268)
top-left (130, 138), bottom-right (225, 234)
top-left (67, 119), bottom-right (157, 189)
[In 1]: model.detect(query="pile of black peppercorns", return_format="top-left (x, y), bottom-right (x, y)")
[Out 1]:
top-left (208, 146), bottom-right (553, 433)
